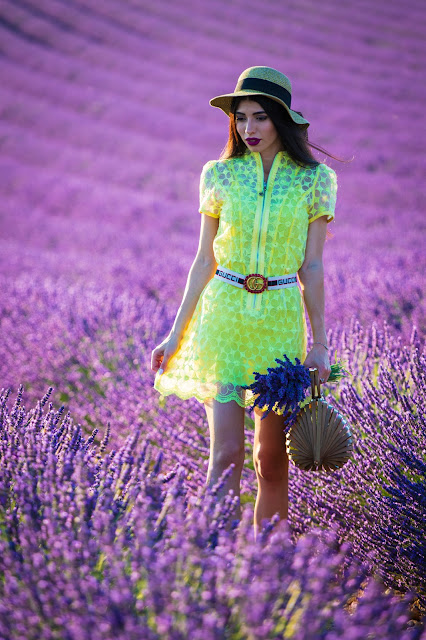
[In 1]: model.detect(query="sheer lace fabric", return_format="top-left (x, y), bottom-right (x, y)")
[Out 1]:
top-left (154, 150), bottom-right (337, 408)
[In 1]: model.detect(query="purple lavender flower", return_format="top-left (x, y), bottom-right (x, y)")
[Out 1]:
top-left (243, 355), bottom-right (312, 424)
top-left (244, 355), bottom-right (346, 426)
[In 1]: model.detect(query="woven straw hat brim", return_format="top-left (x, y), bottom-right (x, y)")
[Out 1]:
top-left (209, 91), bottom-right (310, 127)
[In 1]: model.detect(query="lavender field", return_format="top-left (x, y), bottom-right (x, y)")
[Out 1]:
top-left (0, 0), bottom-right (425, 638)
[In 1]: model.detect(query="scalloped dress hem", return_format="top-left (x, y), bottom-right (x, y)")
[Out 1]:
top-left (154, 376), bottom-right (258, 409)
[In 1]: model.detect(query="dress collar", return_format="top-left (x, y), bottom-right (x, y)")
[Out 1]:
top-left (247, 149), bottom-right (290, 165)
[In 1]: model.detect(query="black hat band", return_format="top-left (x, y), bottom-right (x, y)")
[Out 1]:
top-left (235, 77), bottom-right (292, 109)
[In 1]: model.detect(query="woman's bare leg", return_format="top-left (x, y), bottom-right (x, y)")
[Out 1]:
top-left (204, 398), bottom-right (245, 520)
top-left (253, 407), bottom-right (289, 538)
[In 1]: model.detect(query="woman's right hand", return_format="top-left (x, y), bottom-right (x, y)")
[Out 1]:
top-left (150, 335), bottom-right (180, 375)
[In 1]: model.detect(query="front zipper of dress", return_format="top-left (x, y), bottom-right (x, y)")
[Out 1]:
top-left (252, 179), bottom-right (267, 309)
top-left (250, 153), bottom-right (280, 310)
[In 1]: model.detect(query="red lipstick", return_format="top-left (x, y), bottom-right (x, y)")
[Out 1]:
top-left (246, 138), bottom-right (260, 146)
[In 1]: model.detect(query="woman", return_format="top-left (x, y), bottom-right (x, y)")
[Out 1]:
top-left (150, 66), bottom-right (337, 535)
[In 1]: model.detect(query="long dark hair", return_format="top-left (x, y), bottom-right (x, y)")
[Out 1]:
top-left (220, 95), bottom-right (340, 167)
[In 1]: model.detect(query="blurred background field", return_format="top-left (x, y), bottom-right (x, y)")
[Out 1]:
top-left (0, 0), bottom-right (425, 638)
top-left (0, 0), bottom-right (424, 430)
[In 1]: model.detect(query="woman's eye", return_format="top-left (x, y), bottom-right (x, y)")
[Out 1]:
top-left (236, 116), bottom-right (267, 121)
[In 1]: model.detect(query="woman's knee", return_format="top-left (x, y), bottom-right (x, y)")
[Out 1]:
top-left (206, 399), bottom-right (245, 474)
top-left (211, 444), bottom-right (245, 473)
top-left (253, 445), bottom-right (288, 483)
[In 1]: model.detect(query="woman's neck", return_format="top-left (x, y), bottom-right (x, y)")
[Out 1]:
top-left (260, 148), bottom-right (285, 180)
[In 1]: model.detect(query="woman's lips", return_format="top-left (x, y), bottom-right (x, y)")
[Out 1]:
top-left (246, 138), bottom-right (261, 146)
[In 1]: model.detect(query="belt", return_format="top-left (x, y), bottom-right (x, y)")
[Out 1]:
top-left (214, 266), bottom-right (298, 294)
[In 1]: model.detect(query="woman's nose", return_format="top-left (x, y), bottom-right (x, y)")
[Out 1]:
top-left (245, 118), bottom-right (255, 134)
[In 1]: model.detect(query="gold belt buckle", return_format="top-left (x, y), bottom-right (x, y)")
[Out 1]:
top-left (243, 273), bottom-right (268, 294)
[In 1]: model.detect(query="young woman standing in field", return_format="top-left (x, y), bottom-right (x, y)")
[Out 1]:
top-left (151, 66), bottom-right (337, 535)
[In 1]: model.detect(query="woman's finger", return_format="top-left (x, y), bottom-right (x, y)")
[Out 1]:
top-left (158, 350), bottom-right (170, 375)
top-left (151, 347), bottom-right (164, 372)
top-left (320, 367), bottom-right (331, 383)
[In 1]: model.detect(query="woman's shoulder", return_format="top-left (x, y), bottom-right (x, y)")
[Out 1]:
top-left (312, 161), bottom-right (336, 179)
top-left (201, 159), bottom-right (218, 170)
top-left (200, 158), bottom-right (234, 180)
top-left (313, 162), bottom-right (337, 189)
top-left (200, 158), bottom-right (225, 174)
top-left (201, 157), bottom-right (236, 168)
top-left (199, 160), bottom-right (219, 186)
top-left (296, 160), bottom-right (336, 188)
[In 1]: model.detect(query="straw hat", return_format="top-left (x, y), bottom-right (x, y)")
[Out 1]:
top-left (209, 66), bottom-right (310, 127)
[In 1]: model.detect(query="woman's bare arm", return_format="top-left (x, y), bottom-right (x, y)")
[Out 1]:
top-left (298, 216), bottom-right (331, 381)
top-left (151, 214), bottom-right (219, 373)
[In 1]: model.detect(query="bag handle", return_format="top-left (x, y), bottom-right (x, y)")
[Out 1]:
top-left (309, 368), bottom-right (322, 399)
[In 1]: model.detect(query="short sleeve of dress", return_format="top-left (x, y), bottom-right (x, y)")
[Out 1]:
top-left (198, 160), bottom-right (222, 219)
top-left (308, 164), bottom-right (337, 224)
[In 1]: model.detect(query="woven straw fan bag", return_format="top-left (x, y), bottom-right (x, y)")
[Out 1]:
top-left (286, 368), bottom-right (353, 472)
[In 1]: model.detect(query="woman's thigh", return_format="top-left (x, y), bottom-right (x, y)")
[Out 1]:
top-left (204, 398), bottom-right (245, 459)
top-left (253, 407), bottom-right (288, 480)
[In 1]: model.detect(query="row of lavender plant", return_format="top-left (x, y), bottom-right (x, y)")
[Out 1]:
top-left (289, 321), bottom-right (426, 611)
top-left (0, 386), bottom-right (423, 640)
top-left (1, 268), bottom-right (424, 614)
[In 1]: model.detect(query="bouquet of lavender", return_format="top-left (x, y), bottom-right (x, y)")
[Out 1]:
top-left (244, 354), bottom-right (347, 427)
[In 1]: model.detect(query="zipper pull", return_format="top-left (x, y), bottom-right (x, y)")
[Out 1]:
top-left (258, 181), bottom-right (267, 197)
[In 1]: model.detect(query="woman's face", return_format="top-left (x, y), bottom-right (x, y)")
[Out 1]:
top-left (234, 99), bottom-right (283, 157)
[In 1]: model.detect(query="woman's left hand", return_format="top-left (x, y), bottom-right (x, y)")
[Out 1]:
top-left (303, 344), bottom-right (331, 384)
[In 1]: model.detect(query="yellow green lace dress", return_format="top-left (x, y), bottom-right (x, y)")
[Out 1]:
top-left (154, 149), bottom-right (337, 408)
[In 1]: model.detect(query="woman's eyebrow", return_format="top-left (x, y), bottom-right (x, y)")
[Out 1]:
top-left (235, 110), bottom-right (266, 115)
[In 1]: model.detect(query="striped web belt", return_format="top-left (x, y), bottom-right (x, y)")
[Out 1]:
top-left (214, 266), bottom-right (298, 294)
